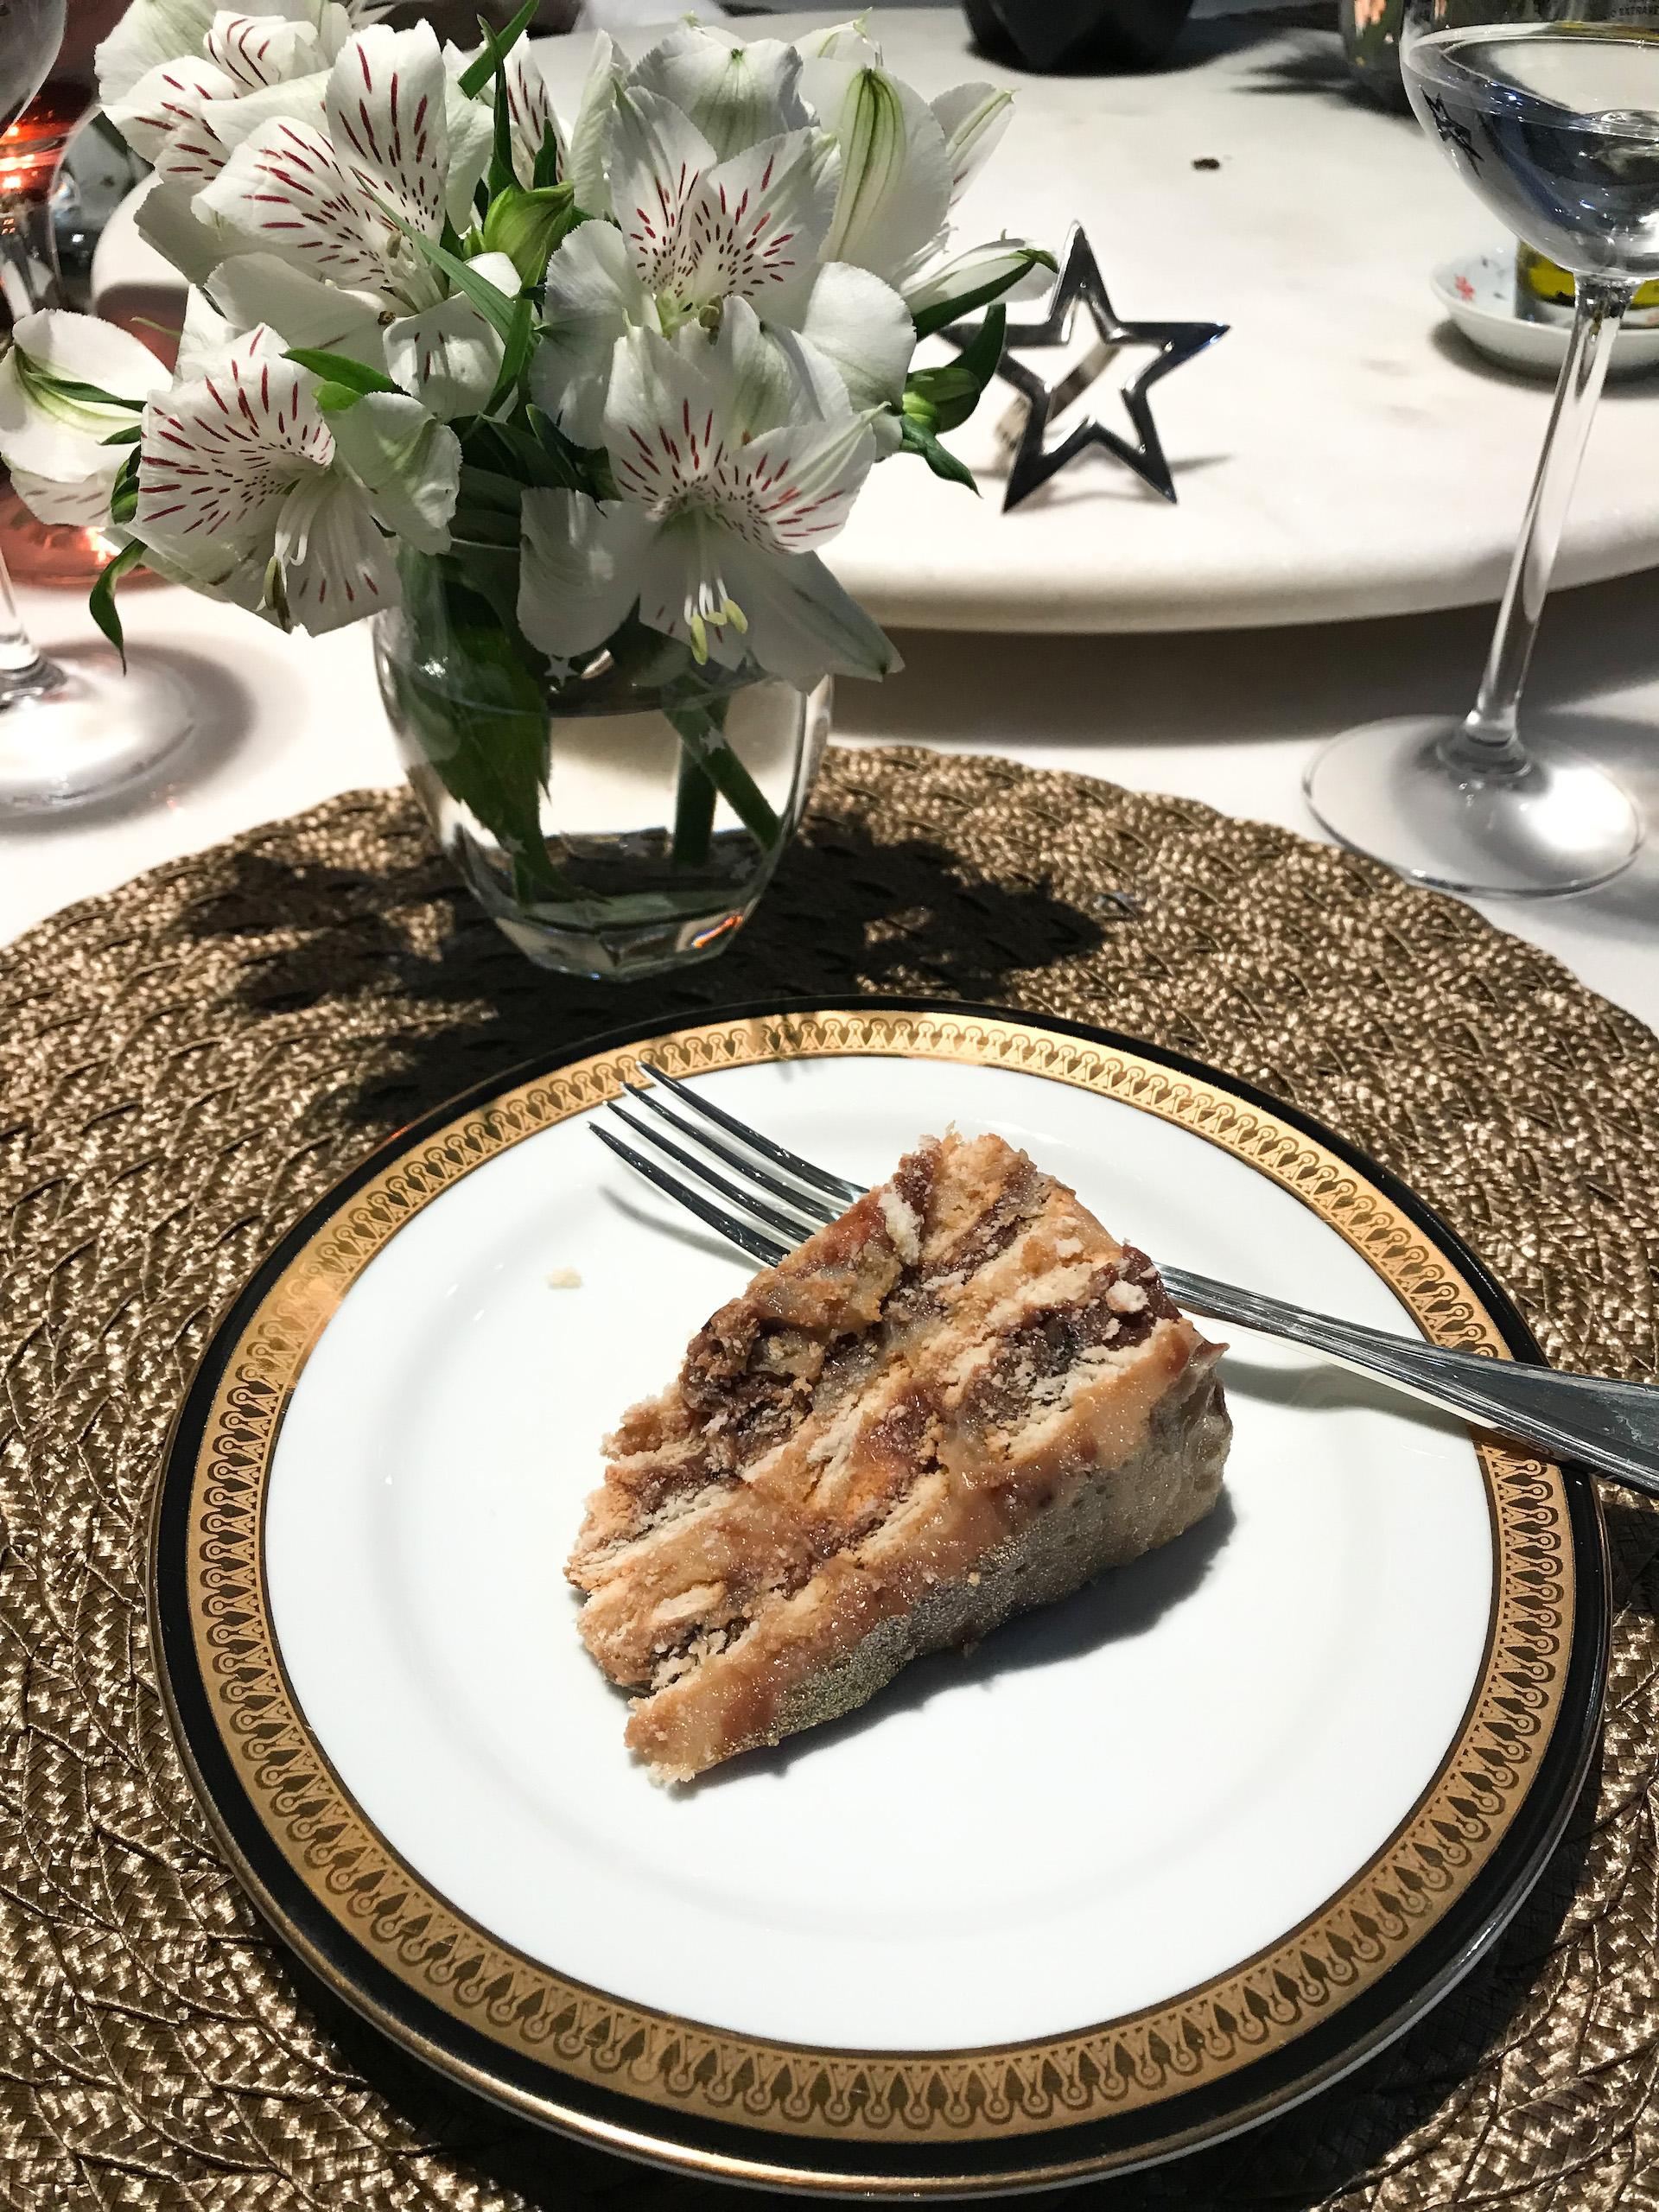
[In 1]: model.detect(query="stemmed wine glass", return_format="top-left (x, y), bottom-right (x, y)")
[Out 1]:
top-left (1, 0), bottom-right (193, 808)
top-left (1305, 0), bottom-right (1657, 895)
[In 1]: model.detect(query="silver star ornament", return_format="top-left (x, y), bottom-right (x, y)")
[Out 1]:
top-left (944, 223), bottom-right (1228, 512)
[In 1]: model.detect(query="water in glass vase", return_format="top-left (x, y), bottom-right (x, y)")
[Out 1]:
top-left (375, 581), bottom-right (830, 980)
top-left (1406, 26), bottom-right (1659, 276)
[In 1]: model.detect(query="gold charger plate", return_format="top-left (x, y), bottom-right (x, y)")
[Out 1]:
top-left (151, 1000), bottom-right (1607, 2196)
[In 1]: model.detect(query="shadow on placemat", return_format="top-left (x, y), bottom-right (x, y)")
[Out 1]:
top-left (2, 745), bottom-right (1657, 2212)
top-left (175, 799), bottom-right (1109, 1118)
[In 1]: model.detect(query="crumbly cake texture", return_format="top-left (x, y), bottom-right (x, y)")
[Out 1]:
top-left (568, 1129), bottom-right (1231, 1782)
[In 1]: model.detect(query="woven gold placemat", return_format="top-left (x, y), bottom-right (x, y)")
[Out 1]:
top-left (3, 744), bottom-right (1657, 2211)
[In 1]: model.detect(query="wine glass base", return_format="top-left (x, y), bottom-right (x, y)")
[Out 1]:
top-left (0, 646), bottom-right (194, 809)
top-left (1304, 715), bottom-right (1643, 897)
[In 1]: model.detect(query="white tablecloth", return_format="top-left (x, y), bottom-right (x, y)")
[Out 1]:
top-left (3, 572), bottom-right (1655, 1034)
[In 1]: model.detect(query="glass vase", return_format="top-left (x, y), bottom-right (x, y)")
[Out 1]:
top-left (374, 551), bottom-right (832, 980)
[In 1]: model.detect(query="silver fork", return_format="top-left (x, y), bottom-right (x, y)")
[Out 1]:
top-left (592, 1065), bottom-right (1659, 1500)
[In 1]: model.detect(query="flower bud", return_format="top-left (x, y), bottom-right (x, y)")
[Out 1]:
top-left (483, 183), bottom-right (582, 288)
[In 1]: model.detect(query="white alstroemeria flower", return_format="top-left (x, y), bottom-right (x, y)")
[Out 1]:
top-left (628, 22), bottom-right (811, 162)
top-left (499, 41), bottom-right (564, 185)
top-left (103, 0), bottom-right (370, 191)
top-left (902, 238), bottom-right (1052, 326)
top-left (804, 59), bottom-right (950, 288)
top-left (195, 23), bottom-right (491, 303)
top-left (205, 0), bottom-right (353, 91)
top-left (616, 92), bottom-right (837, 324)
top-left (0, 310), bottom-right (166, 527)
top-left (136, 174), bottom-right (255, 284)
top-left (156, 72), bottom-right (331, 200)
top-left (127, 60), bottom-right (350, 293)
top-left (108, 54), bottom-right (334, 279)
top-left (203, 225), bottom-right (516, 420)
top-left (207, 251), bottom-right (391, 367)
top-left (796, 17), bottom-right (880, 67)
top-left (175, 283), bottom-right (239, 376)
top-left (931, 80), bottom-right (1016, 200)
top-left (104, 53), bottom-right (238, 176)
top-left (532, 88), bottom-right (840, 441)
top-left (108, 8), bottom-right (377, 287)
top-left (136, 324), bottom-right (458, 634)
top-left (567, 33), bottom-right (632, 219)
top-left (96, 0), bottom-right (220, 105)
top-left (518, 300), bottom-right (894, 686)
top-left (800, 41), bottom-right (1027, 320)
top-left (384, 251), bottom-right (521, 420)
top-left (528, 223), bottom-right (642, 446)
top-left (792, 260), bottom-right (912, 448)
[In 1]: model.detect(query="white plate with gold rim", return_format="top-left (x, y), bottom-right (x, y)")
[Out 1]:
top-left (153, 1001), bottom-right (1605, 2196)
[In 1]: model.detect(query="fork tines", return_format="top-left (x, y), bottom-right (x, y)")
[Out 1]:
top-left (592, 1063), bottom-right (865, 1268)
top-left (637, 1063), bottom-right (864, 1205)
top-left (590, 1124), bottom-right (791, 1267)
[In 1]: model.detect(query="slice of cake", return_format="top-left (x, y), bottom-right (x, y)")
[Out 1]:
top-left (568, 1129), bottom-right (1230, 1782)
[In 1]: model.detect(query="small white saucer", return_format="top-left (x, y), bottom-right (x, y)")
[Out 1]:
top-left (1433, 247), bottom-right (1659, 380)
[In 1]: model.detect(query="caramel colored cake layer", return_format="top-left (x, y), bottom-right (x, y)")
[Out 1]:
top-left (568, 1130), bottom-right (1231, 1781)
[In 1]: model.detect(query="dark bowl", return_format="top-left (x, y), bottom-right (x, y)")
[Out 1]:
top-left (963, 0), bottom-right (1198, 71)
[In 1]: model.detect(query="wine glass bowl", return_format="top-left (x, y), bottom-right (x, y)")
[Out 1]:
top-left (1407, 25), bottom-right (1659, 279)
top-left (0, 0), bottom-right (68, 135)
top-left (1306, 0), bottom-right (1654, 895)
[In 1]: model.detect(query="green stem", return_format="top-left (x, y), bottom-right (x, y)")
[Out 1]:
top-left (666, 708), bottom-right (781, 849)
top-left (671, 746), bottom-right (717, 868)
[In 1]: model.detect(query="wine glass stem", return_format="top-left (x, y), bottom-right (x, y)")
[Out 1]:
top-left (1450, 273), bottom-right (1633, 777)
top-left (0, 540), bottom-right (57, 700)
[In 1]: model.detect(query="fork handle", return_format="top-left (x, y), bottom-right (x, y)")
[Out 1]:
top-left (1160, 1265), bottom-right (1659, 1499)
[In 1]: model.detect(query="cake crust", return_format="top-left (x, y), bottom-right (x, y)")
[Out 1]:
top-left (569, 1129), bottom-right (1231, 1780)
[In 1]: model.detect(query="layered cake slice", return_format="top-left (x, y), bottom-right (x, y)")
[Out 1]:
top-left (569, 1129), bottom-right (1230, 1781)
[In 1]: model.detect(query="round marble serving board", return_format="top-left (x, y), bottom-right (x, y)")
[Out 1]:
top-left (534, 10), bottom-right (1659, 633)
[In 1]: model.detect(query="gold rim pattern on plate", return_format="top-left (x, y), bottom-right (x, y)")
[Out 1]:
top-left (181, 1010), bottom-right (1573, 2145)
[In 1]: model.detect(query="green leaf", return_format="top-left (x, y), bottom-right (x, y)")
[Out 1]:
top-left (452, 458), bottom-right (524, 548)
top-left (99, 422), bottom-right (143, 445)
top-left (389, 556), bottom-right (573, 904)
top-left (282, 346), bottom-right (400, 394)
top-left (456, 458), bottom-right (525, 510)
top-left (372, 196), bottom-right (520, 338)
top-left (87, 540), bottom-right (147, 669)
top-left (485, 22), bottom-right (518, 199)
top-left (456, 0), bottom-right (537, 98)
top-left (584, 442), bottom-right (620, 501)
top-left (532, 121), bottom-right (561, 192)
top-left (526, 404), bottom-right (584, 471)
top-left (952, 301), bottom-right (1007, 390)
top-left (911, 250), bottom-right (1057, 342)
top-left (109, 447), bottom-right (141, 526)
top-left (315, 382), bottom-right (371, 412)
top-left (20, 365), bottom-right (147, 410)
top-left (443, 538), bottom-right (540, 658)
top-left (484, 291), bottom-right (537, 414)
top-left (481, 179), bottom-right (580, 287)
top-left (898, 412), bottom-right (979, 493)
top-left (903, 304), bottom-right (1004, 434)
top-left (461, 411), bottom-right (594, 493)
